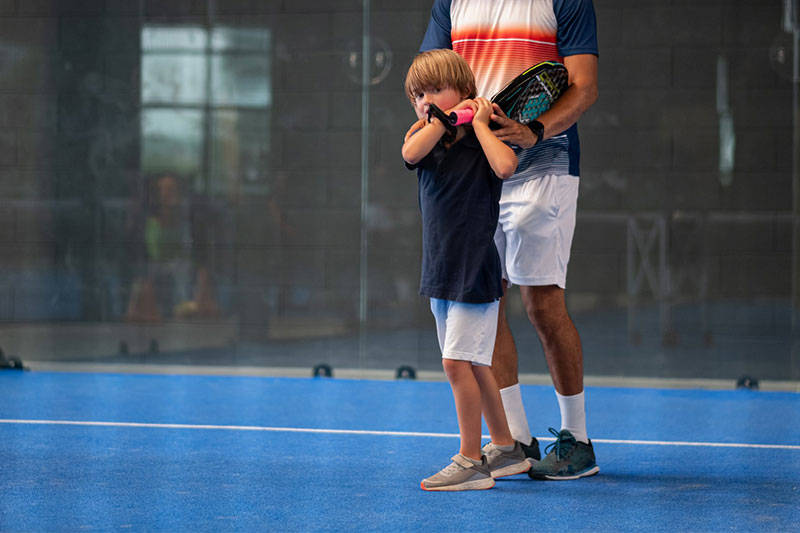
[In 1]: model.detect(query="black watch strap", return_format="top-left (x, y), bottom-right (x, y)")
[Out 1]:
top-left (527, 120), bottom-right (544, 145)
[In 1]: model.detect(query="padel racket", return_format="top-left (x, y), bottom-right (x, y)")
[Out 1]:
top-left (448, 61), bottom-right (569, 127)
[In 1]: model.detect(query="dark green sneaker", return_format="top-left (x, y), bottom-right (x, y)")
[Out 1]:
top-left (520, 437), bottom-right (541, 461)
top-left (528, 428), bottom-right (599, 480)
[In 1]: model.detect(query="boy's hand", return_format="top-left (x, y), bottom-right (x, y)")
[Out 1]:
top-left (444, 99), bottom-right (475, 119)
top-left (471, 97), bottom-right (493, 127)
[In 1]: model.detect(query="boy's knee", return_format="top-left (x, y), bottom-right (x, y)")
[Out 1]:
top-left (442, 358), bottom-right (471, 379)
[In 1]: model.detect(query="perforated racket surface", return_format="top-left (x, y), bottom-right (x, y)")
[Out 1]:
top-left (491, 61), bottom-right (568, 125)
top-left (447, 61), bottom-right (569, 128)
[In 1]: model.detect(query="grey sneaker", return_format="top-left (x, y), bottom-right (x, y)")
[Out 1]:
top-left (481, 441), bottom-right (531, 478)
top-left (420, 454), bottom-right (495, 491)
top-left (528, 428), bottom-right (599, 480)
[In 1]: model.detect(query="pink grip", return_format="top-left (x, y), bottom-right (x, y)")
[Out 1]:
top-left (449, 108), bottom-right (474, 126)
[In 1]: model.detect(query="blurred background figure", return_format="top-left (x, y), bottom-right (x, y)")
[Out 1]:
top-left (125, 173), bottom-right (218, 322)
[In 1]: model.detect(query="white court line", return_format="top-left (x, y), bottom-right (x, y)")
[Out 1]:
top-left (1, 419), bottom-right (798, 451)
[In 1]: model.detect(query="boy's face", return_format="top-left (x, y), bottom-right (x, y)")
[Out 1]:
top-left (411, 86), bottom-right (464, 120)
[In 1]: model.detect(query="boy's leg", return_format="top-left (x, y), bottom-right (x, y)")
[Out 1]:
top-left (422, 299), bottom-right (495, 491)
top-left (443, 358), bottom-right (483, 460)
top-left (431, 298), bottom-right (503, 458)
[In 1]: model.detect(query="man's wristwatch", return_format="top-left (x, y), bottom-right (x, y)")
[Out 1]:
top-left (527, 120), bottom-right (544, 145)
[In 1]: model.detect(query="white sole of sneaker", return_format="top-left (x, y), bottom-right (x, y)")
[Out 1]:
top-left (541, 465), bottom-right (600, 481)
top-left (490, 460), bottom-right (531, 478)
top-left (420, 477), bottom-right (496, 491)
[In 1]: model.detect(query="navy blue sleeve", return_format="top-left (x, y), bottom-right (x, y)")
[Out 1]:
top-left (553, 0), bottom-right (598, 57)
top-left (419, 0), bottom-right (452, 51)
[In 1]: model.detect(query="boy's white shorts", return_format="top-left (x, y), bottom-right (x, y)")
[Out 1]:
top-left (430, 298), bottom-right (500, 367)
top-left (494, 174), bottom-right (579, 289)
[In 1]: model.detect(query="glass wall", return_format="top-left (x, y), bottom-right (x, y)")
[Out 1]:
top-left (0, 0), bottom-right (797, 388)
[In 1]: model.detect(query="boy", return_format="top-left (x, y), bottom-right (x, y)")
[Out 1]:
top-left (402, 49), bottom-right (529, 491)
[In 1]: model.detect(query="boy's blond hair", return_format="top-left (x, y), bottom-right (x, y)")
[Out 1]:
top-left (405, 49), bottom-right (477, 104)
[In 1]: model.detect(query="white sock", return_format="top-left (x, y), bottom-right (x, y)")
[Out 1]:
top-left (555, 390), bottom-right (588, 444)
top-left (499, 384), bottom-right (533, 445)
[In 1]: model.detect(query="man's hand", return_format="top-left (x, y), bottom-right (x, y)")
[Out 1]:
top-left (490, 104), bottom-right (537, 149)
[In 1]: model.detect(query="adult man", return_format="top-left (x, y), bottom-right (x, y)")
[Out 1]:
top-left (420, 0), bottom-right (599, 480)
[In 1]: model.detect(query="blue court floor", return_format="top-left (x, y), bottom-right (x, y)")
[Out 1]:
top-left (0, 371), bottom-right (798, 532)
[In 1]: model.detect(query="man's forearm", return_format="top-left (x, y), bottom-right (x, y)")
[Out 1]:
top-left (538, 54), bottom-right (598, 141)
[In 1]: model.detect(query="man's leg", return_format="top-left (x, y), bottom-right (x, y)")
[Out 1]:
top-left (491, 281), bottom-right (536, 451)
top-left (521, 284), bottom-right (598, 480)
top-left (492, 281), bottom-right (520, 389)
top-left (519, 285), bottom-right (583, 398)
top-left (520, 284), bottom-right (586, 441)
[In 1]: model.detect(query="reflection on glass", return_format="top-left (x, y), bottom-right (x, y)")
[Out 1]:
top-left (211, 55), bottom-right (271, 107)
top-left (210, 110), bottom-right (271, 195)
top-left (142, 26), bottom-right (207, 50)
top-left (141, 109), bottom-right (203, 178)
top-left (211, 27), bottom-right (270, 51)
top-left (142, 55), bottom-right (207, 105)
top-left (141, 25), bottom-right (272, 194)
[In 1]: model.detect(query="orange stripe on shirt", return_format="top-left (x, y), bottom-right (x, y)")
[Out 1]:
top-left (454, 39), bottom-right (562, 98)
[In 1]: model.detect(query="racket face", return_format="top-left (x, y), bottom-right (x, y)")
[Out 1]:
top-left (491, 62), bottom-right (568, 124)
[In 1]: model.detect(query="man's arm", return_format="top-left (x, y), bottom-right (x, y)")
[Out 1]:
top-left (490, 53), bottom-right (598, 149)
top-left (419, 0), bottom-right (452, 51)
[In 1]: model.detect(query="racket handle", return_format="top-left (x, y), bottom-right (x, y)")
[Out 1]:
top-left (449, 108), bottom-right (474, 126)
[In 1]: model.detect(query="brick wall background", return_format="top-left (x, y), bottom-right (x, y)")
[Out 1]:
top-left (0, 0), bottom-right (795, 379)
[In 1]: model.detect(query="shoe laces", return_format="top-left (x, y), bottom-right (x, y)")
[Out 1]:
top-left (543, 428), bottom-right (577, 461)
top-left (441, 462), bottom-right (463, 476)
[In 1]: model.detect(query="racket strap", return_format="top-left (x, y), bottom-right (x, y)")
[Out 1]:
top-left (427, 103), bottom-right (456, 143)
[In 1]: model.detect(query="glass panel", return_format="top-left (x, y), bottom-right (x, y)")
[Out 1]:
top-left (0, 1), bottom-right (795, 389)
top-left (209, 110), bottom-right (271, 195)
top-left (141, 109), bottom-right (204, 178)
top-left (141, 55), bottom-right (207, 105)
top-left (142, 26), bottom-right (208, 51)
top-left (210, 54), bottom-right (271, 107)
top-left (211, 27), bottom-right (270, 51)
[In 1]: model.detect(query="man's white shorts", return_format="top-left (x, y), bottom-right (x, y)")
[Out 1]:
top-left (494, 174), bottom-right (579, 289)
top-left (430, 298), bottom-right (499, 367)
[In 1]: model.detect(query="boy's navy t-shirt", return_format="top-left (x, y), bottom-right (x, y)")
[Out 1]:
top-left (406, 130), bottom-right (503, 304)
